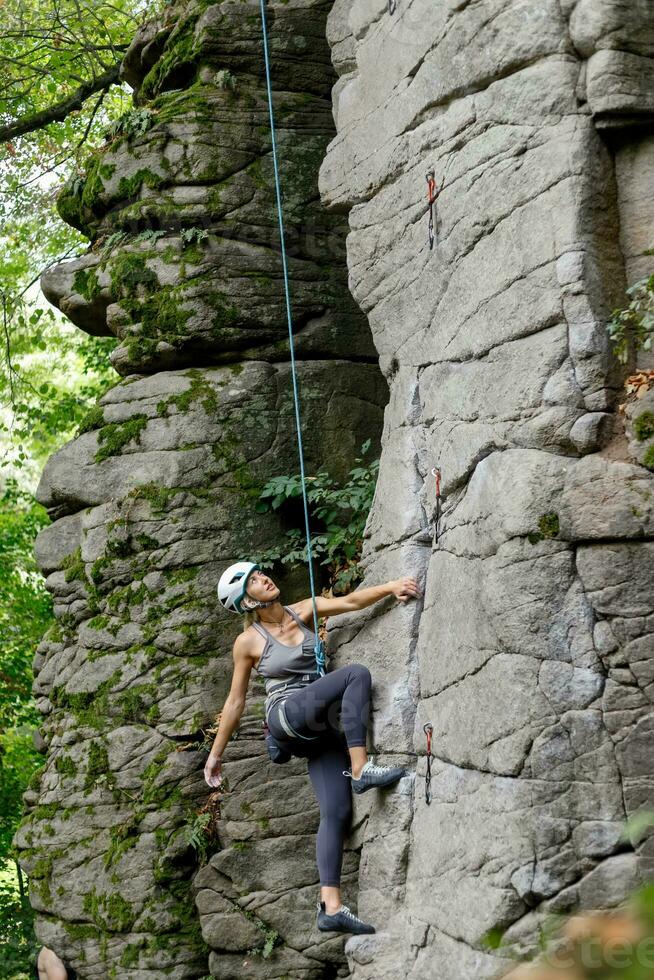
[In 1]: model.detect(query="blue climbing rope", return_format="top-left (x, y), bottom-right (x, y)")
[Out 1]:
top-left (259, 0), bottom-right (326, 677)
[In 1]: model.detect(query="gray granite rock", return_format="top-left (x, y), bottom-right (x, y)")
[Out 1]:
top-left (319, 1), bottom-right (654, 977)
top-left (17, 0), bottom-right (654, 977)
top-left (40, 0), bottom-right (376, 376)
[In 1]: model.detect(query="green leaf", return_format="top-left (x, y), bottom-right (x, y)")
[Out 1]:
top-left (253, 452), bottom-right (379, 594)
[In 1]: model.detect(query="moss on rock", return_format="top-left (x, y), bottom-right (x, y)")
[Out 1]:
top-left (643, 445), bottom-right (654, 471)
top-left (76, 404), bottom-right (105, 435)
top-left (95, 415), bottom-right (148, 463)
top-left (633, 410), bottom-right (654, 442)
top-left (528, 512), bottom-right (560, 544)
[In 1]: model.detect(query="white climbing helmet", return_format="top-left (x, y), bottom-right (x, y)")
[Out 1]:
top-left (217, 561), bottom-right (260, 614)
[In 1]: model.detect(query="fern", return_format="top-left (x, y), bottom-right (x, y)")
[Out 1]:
top-left (251, 440), bottom-right (379, 593)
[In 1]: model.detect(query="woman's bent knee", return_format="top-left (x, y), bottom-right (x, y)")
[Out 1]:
top-left (348, 663), bottom-right (371, 682)
top-left (323, 798), bottom-right (352, 826)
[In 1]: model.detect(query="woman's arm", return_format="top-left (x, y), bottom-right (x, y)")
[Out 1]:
top-left (204, 635), bottom-right (253, 786)
top-left (292, 577), bottom-right (422, 621)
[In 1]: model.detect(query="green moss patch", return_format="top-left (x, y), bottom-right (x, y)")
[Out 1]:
top-left (127, 482), bottom-right (211, 513)
top-left (54, 753), bottom-right (76, 778)
top-left (52, 669), bottom-right (123, 730)
top-left (73, 268), bottom-right (102, 302)
top-left (85, 740), bottom-right (112, 791)
top-left (528, 512), bottom-right (560, 545)
top-left (76, 404), bottom-right (105, 435)
top-left (633, 410), bottom-right (654, 442)
top-left (95, 415), bottom-right (148, 463)
top-left (140, 14), bottom-right (201, 101)
top-left (83, 886), bottom-right (136, 932)
top-left (116, 168), bottom-right (166, 202)
top-left (62, 547), bottom-right (86, 583)
top-left (157, 369), bottom-right (218, 416)
top-left (109, 252), bottom-right (159, 297)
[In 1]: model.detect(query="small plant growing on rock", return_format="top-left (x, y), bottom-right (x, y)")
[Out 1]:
top-left (181, 811), bottom-right (212, 864)
top-left (213, 69), bottom-right (237, 91)
top-left (106, 108), bottom-right (156, 140)
top-left (252, 441), bottom-right (379, 593)
top-left (180, 227), bottom-right (209, 245)
top-left (607, 270), bottom-right (654, 363)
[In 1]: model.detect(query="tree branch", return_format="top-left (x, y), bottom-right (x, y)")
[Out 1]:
top-left (0, 60), bottom-right (121, 143)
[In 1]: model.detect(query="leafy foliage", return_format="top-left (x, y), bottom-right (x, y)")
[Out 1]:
top-left (0, 861), bottom-right (39, 980)
top-left (1, 311), bottom-right (118, 477)
top-left (608, 272), bottom-right (654, 364)
top-left (252, 441), bottom-right (379, 593)
top-left (180, 227), bottom-right (209, 245)
top-left (106, 107), bottom-right (156, 139)
top-left (0, 482), bottom-right (52, 978)
top-left (0, 0), bottom-right (168, 480)
top-left (0, 481), bottom-right (51, 733)
top-left (181, 812), bottom-right (212, 865)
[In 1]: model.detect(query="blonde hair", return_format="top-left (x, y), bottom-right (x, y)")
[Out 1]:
top-left (242, 608), bottom-right (261, 631)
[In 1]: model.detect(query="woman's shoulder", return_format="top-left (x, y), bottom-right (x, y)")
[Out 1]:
top-left (286, 600), bottom-right (310, 622)
top-left (232, 629), bottom-right (264, 669)
top-left (237, 624), bottom-right (265, 648)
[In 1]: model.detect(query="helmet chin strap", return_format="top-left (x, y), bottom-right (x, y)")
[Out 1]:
top-left (241, 595), bottom-right (278, 612)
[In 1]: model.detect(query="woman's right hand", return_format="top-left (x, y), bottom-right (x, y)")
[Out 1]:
top-left (204, 752), bottom-right (223, 788)
top-left (391, 576), bottom-right (422, 603)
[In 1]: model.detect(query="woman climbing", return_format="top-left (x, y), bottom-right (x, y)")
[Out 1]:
top-left (204, 561), bottom-right (422, 935)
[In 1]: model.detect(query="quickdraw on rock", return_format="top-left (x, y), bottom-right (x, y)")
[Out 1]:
top-left (426, 168), bottom-right (443, 249)
top-left (423, 722), bottom-right (433, 805)
top-left (431, 465), bottom-right (442, 540)
top-left (388, 0), bottom-right (397, 13)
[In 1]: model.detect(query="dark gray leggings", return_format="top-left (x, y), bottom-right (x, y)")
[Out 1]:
top-left (267, 663), bottom-right (372, 887)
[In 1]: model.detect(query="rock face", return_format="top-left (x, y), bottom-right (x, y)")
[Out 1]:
top-left (318, 1), bottom-right (654, 978)
top-left (15, 2), bottom-right (385, 978)
top-left (16, 1), bottom-right (654, 978)
top-left (42, 0), bottom-right (376, 376)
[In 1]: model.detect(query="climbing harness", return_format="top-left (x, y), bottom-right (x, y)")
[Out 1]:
top-left (426, 169), bottom-right (442, 249)
top-left (263, 676), bottom-right (324, 760)
top-left (259, 0), bottom-right (326, 679)
top-left (266, 675), bottom-right (322, 740)
top-left (263, 718), bottom-right (293, 764)
top-left (423, 722), bottom-right (433, 804)
top-left (388, 0), bottom-right (397, 13)
top-left (431, 466), bottom-right (442, 540)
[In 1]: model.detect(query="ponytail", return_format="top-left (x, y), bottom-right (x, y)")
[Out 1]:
top-left (242, 609), bottom-right (261, 631)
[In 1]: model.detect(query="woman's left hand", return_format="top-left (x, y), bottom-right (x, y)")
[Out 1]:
top-left (391, 577), bottom-right (422, 603)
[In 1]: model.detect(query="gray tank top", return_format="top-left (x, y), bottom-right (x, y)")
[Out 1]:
top-left (252, 606), bottom-right (320, 720)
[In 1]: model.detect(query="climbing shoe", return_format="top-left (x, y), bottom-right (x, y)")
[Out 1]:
top-left (316, 900), bottom-right (375, 934)
top-left (342, 759), bottom-right (408, 794)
